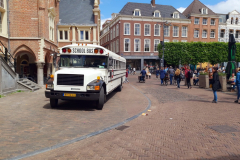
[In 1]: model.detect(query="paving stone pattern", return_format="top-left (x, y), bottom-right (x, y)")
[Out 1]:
top-left (25, 76), bottom-right (240, 160)
top-left (0, 85), bottom-right (148, 160)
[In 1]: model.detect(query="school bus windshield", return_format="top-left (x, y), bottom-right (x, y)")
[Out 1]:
top-left (60, 55), bottom-right (108, 68)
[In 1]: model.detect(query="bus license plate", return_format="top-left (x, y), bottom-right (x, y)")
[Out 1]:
top-left (63, 93), bottom-right (76, 97)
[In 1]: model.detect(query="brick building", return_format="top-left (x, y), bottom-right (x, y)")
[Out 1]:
top-left (100, 0), bottom-right (191, 70)
top-left (100, 0), bottom-right (221, 70)
top-left (182, 0), bottom-right (219, 42)
top-left (58, 0), bottom-right (100, 47)
top-left (0, 0), bottom-right (60, 85)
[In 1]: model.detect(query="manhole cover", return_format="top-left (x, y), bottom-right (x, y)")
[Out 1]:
top-left (209, 125), bottom-right (239, 133)
top-left (115, 125), bottom-right (129, 131)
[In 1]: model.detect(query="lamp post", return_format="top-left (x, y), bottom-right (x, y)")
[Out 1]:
top-left (158, 21), bottom-right (171, 68)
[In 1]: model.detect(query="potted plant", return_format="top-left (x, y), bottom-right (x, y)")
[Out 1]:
top-left (199, 72), bottom-right (209, 89)
top-left (218, 72), bottom-right (227, 91)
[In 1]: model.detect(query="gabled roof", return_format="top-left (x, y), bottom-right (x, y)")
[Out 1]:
top-left (182, 0), bottom-right (216, 17)
top-left (119, 2), bottom-right (187, 19)
top-left (59, 0), bottom-right (95, 26)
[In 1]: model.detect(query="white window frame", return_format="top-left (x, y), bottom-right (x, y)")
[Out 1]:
top-left (182, 26), bottom-right (188, 37)
top-left (194, 18), bottom-right (199, 24)
top-left (58, 29), bottom-right (70, 41)
top-left (220, 29), bottom-right (225, 38)
top-left (110, 29), bottom-right (112, 40)
top-left (173, 40), bottom-right (179, 42)
top-left (116, 24), bottom-right (119, 37)
top-left (133, 9), bottom-right (141, 16)
top-left (116, 39), bottom-right (119, 53)
top-left (78, 30), bottom-right (90, 41)
top-left (144, 24), bottom-right (151, 36)
top-left (49, 15), bottom-right (55, 41)
top-left (124, 38), bottom-right (130, 52)
top-left (202, 8), bottom-right (208, 14)
top-left (173, 12), bottom-right (179, 19)
top-left (124, 23), bottom-right (130, 35)
top-left (113, 27), bottom-right (115, 39)
top-left (134, 23), bottom-right (141, 36)
top-left (134, 38), bottom-right (141, 52)
top-left (173, 26), bottom-right (179, 37)
top-left (211, 19), bottom-right (215, 25)
top-left (164, 25), bottom-right (170, 37)
top-left (203, 18), bottom-right (207, 25)
top-left (202, 30), bottom-right (207, 38)
top-left (154, 24), bottom-right (160, 36)
top-left (181, 40), bottom-right (187, 42)
top-left (154, 10), bottom-right (161, 17)
top-left (164, 39), bottom-right (170, 42)
top-left (144, 39), bottom-right (150, 52)
top-left (154, 39), bottom-right (160, 52)
top-left (194, 29), bottom-right (199, 38)
top-left (210, 30), bottom-right (215, 38)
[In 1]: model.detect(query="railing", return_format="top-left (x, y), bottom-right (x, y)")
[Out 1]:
top-left (0, 41), bottom-right (16, 71)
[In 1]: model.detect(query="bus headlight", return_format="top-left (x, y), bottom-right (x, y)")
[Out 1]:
top-left (87, 86), bottom-right (95, 90)
top-left (46, 84), bottom-right (54, 89)
top-left (87, 86), bottom-right (100, 91)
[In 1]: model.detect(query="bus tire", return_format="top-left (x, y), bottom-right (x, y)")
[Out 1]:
top-left (117, 83), bottom-right (122, 92)
top-left (50, 98), bottom-right (58, 108)
top-left (96, 87), bottom-right (105, 110)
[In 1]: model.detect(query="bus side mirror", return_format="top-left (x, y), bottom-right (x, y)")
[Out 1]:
top-left (109, 57), bottom-right (113, 66)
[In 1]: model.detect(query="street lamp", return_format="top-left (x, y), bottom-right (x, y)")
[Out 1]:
top-left (158, 21), bottom-right (171, 68)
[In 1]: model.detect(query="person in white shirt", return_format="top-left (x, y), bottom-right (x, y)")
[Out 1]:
top-left (133, 68), bottom-right (136, 75)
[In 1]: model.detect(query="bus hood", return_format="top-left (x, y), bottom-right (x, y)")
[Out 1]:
top-left (54, 68), bottom-right (106, 92)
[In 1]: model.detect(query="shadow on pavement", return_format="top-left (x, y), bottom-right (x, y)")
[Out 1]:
top-left (189, 155), bottom-right (240, 160)
top-left (43, 90), bottom-right (117, 111)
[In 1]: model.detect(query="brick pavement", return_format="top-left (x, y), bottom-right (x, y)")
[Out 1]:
top-left (24, 75), bottom-right (240, 160)
top-left (0, 84), bottom-right (148, 160)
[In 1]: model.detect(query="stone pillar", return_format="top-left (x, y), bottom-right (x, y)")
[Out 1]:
top-left (141, 58), bottom-right (144, 70)
top-left (72, 27), bottom-right (76, 44)
top-left (93, 27), bottom-right (97, 45)
top-left (36, 62), bottom-right (44, 86)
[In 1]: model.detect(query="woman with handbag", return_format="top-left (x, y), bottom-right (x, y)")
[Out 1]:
top-left (211, 67), bottom-right (221, 103)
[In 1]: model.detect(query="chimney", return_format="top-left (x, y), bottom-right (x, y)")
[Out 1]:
top-left (151, 0), bottom-right (155, 7)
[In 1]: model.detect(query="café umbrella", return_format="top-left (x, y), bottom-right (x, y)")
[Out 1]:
top-left (226, 34), bottom-right (237, 79)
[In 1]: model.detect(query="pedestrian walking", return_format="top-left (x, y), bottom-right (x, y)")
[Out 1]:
top-left (211, 67), bottom-right (221, 103)
top-left (140, 68), bottom-right (146, 82)
top-left (133, 68), bottom-right (136, 75)
top-left (185, 66), bottom-right (192, 89)
top-left (160, 67), bottom-right (166, 85)
top-left (145, 67), bottom-right (150, 79)
top-left (235, 68), bottom-right (240, 103)
top-left (168, 66), bottom-right (175, 85)
top-left (125, 69), bottom-right (129, 83)
top-left (175, 68), bottom-right (181, 88)
top-left (156, 68), bottom-right (160, 79)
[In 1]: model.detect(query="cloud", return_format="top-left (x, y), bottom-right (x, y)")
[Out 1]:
top-left (177, 7), bottom-right (186, 13)
top-left (207, 0), bottom-right (240, 14)
top-left (100, 18), bottom-right (111, 30)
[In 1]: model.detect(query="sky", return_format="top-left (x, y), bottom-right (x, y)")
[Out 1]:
top-left (99, 0), bottom-right (240, 28)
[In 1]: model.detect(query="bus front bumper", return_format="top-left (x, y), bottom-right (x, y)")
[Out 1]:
top-left (45, 90), bottom-right (100, 101)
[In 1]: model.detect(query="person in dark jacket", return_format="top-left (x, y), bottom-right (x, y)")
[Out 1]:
top-left (235, 68), bottom-right (240, 103)
top-left (140, 68), bottom-right (146, 81)
top-left (211, 67), bottom-right (221, 103)
top-left (160, 67), bottom-right (166, 85)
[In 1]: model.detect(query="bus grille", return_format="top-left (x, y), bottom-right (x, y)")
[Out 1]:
top-left (57, 74), bottom-right (84, 86)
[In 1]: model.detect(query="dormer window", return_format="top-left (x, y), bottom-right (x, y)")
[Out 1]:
top-left (154, 10), bottom-right (161, 17)
top-left (134, 9), bottom-right (141, 16)
top-left (201, 8), bottom-right (208, 14)
top-left (173, 12), bottom-right (179, 19)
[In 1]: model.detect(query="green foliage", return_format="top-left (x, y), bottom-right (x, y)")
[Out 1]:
top-left (200, 72), bottom-right (208, 75)
top-left (158, 42), bottom-right (231, 66)
top-left (218, 72), bottom-right (227, 76)
top-left (17, 90), bottom-right (23, 92)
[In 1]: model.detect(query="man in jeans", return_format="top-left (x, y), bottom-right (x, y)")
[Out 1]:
top-left (168, 66), bottom-right (175, 85)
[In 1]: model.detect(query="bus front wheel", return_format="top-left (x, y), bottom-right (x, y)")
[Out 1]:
top-left (50, 98), bottom-right (58, 108)
top-left (96, 88), bottom-right (105, 110)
